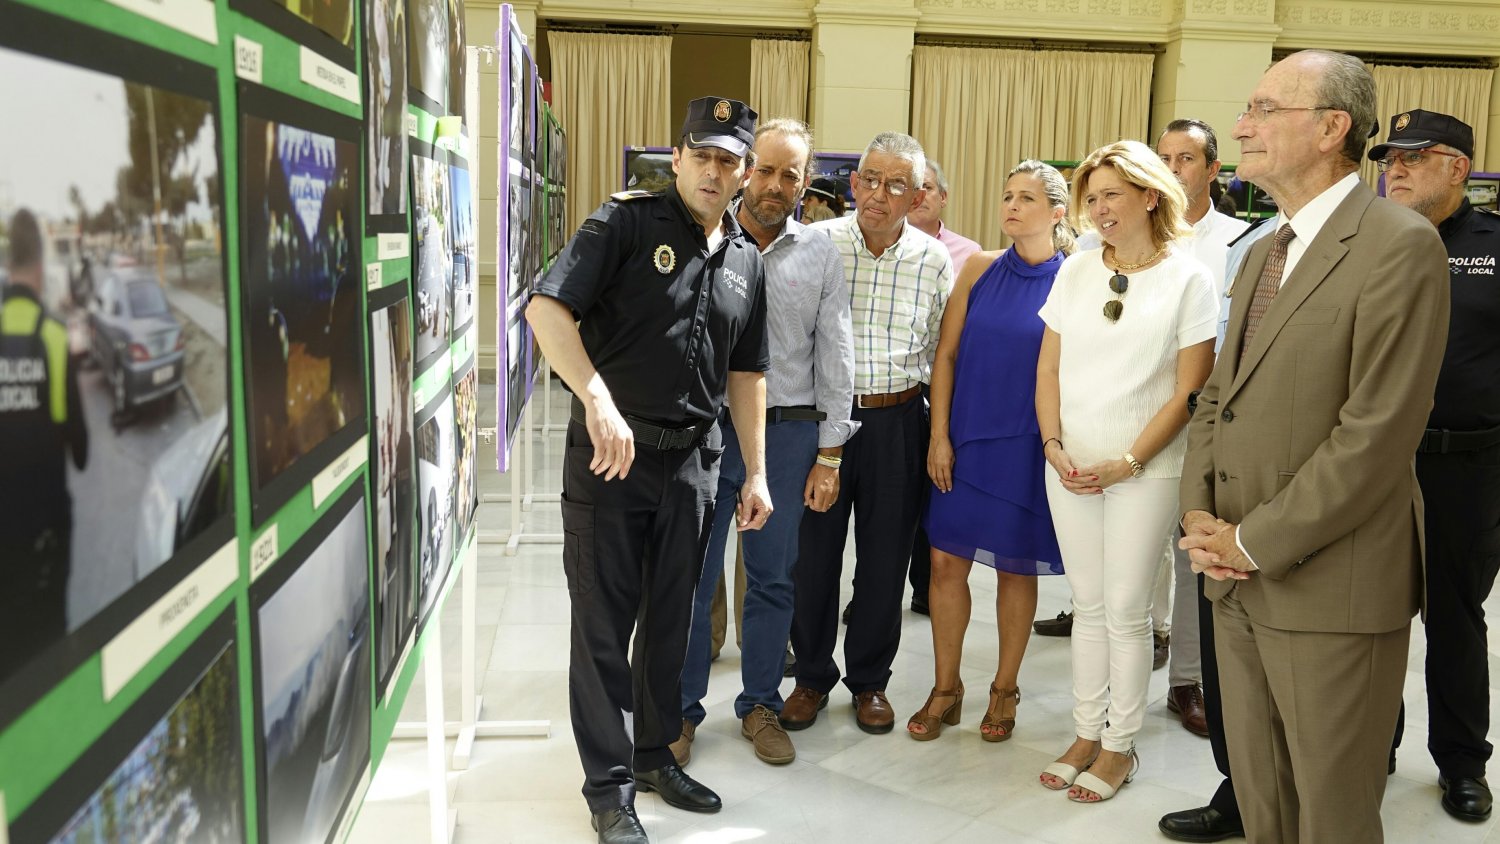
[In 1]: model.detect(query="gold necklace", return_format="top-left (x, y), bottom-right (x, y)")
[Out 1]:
top-left (1107, 244), bottom-right (1165, 272)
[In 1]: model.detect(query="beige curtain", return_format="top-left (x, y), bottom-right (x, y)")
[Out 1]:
top-left (912, 45), bottom-right (1153, 249)
top-left (749, 39), bottom-right (809, 122)
top-left (548, 32), bottom-right (673, 237)
top-left (1361, 64), bottom-right (1494, 185)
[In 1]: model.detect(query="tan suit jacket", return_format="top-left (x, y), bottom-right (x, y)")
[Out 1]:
top-left (1180, 182), bottom-right (1450, 634)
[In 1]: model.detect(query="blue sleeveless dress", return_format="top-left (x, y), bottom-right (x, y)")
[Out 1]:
top-left (923, 247), bottom-right (1065, 575)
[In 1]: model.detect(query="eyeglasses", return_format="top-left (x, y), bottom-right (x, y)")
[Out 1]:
top-left (855, 172), bottom-right (911, 197)
top-left (1235, 103), bottom-right (1334, 124)
top-left (1375, 148), bottom-right (1463, 172)
top-left (1104, 273), bottom-right (1128, 322)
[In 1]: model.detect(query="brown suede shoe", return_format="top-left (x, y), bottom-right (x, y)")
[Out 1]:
top-left (1166, 683), bottom-right (1209, 737)
top-left (742, 705), bottom-right (796, 764)
top-left (779, 686), bottom-right (827, 731)
top-left (669, 718), bottom-right (696, 766)
top-left (854, 690), bottom-right (895, 734)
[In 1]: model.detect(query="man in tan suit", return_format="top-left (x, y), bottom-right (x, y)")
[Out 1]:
top-left (1179, 50), bottom-right (1451, 843)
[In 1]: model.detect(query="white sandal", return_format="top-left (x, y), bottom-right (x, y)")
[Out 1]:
top-left (1040, 760), bottom-right (1087, 791)
top-left (1068, 748), bottom-right (1140, 803)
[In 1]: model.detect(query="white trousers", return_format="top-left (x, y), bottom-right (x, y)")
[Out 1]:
top-left (1045, 475), bottom-right (1180, 752)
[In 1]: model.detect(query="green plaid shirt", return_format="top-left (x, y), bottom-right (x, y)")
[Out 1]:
top-left (810, 216), bottom-right (954, 395)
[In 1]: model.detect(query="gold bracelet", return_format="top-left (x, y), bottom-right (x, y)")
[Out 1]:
top-left (1123, 452), bottom-right (1145, 478)
top-left (815, 455), bottom-right (842, 469)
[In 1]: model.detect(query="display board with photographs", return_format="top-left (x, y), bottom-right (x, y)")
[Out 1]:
top-left (369, 288), bottom-right (416, 694)
top-left (230, 0), bottom-right (356, 67)
top-left (494, 4), bottom-right (531, 472)
top-left (621, 146), bottom-right (674, 193)
top-left (365, 0), bottom-right (409, 229)
top-left (0, 7), bottom-right (234, 728)
top-left (239, 85), bottom-right (366, 523)
top-left (251, 490), bottom-right (371, 844)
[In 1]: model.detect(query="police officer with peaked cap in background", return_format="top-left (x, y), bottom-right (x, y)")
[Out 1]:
top-left (526, 95), bottom-right (772, 844)
top-left (1375, 108), bottom-right (1500, 824)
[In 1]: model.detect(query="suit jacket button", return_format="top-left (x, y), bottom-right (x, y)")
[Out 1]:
top-left (1218, 470), bottom-right (1228, 482)
top-left (1221, 409), bottom-right (1234, 422)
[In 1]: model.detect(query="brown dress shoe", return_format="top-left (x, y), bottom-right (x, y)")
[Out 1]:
top-left (743, 705), bottom-right (796, 764)
top-left (1153, 631), bottom-right (1170, 671)
top-left (779, 686), bottom-right (827, 731)
top-left (1166, 683), bottom-right (1209, 737)
top-left (670, 718), bottom-right (696, 766)
top-left (854, 690), bottom-right (895, 734)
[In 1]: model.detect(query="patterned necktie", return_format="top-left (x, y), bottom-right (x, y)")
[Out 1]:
top-left (1239, 224), bottom-right (1297, 357)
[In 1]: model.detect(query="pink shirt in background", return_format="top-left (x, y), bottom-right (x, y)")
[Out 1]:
top-left (936, 221), bottom-right (983, 272)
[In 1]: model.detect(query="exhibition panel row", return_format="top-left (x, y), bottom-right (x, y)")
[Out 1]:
top-left (0, 0), bottom-right (562, 841)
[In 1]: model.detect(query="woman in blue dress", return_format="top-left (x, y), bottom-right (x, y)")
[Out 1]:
top-left (908, 161), bottom-right (1072, 742)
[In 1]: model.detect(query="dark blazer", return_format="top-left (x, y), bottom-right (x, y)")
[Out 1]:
top-left (1180, 181), bottom-right (1450, 634)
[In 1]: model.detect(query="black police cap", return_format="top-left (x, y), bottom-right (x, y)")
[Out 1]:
top-left (1368, 108), bottom-right (1475, 161)
top-left (680, 96), bottom-right (757, 159)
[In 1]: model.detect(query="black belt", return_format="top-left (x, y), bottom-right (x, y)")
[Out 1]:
top-left (1416, 424), bottom-right (1500, 454)
top-left (767, 405), bottom-right (826, 424)
top-left (569, 397), bottom-right (712, 451)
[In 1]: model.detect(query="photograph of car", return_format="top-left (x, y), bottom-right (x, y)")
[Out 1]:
top-left (87, 268), bottom-right (186, 422)
top-left (255, 497), bottom-right (370, 844)
top-left (415, 391), bottom-right (454, 624)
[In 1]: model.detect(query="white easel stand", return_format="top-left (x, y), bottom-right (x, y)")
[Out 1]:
top-left (479, 380), bottom-right (563, 556)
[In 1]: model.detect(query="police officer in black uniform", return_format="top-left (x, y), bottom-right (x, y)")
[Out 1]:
top-left (1374, 109), bottom-right (1500, 823)
top-left (1, 208), bottom-right (89, 679)
top-left (526, 96), bottom-right (772, 844)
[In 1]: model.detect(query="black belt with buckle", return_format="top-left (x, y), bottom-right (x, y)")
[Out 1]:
top-left (767, 405), bottom-right (826, 424)
top-left (570, 397), bottom-right (712, 451)
top-left (1417, 424), bottom-right (1500, 454)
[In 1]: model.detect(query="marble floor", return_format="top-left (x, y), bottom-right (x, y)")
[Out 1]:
top-left (351, 381), bottom-right (1500, 843)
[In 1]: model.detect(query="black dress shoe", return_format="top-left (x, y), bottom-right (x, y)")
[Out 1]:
top-left (634, 763), bottom-right (722, 813)
top-left (1439, 775), bottom-right (1493, 822)
top-left (1158, 805), bottom-right (1244, 842)
top-left (910, 594), bottom-right (930, 616)
top-left (592, 805), bottom-right (649, 844)
top-left (1033, 610), bottom-right (1073, 637)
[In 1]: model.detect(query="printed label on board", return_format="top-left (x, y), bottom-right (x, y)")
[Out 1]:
top-left (249, 524), bottom-right (279, 582)
top-left (406, 113), bottom-right (419, 137)
top-left (103, 0), bottom-right (217, 43)
top-left (366, 263), bottom-right (382, 290)
top-left (299, 46), bottom-right (360, 105)
top-left (377, 233), bottom-right (409, 260)
top-left (100, 539), bottom-right (238, 701)
top-left (234, 36), bottom-right (263, 83)
top-left (1, 791), bottom-right (8, 844)
top-left (311, 435), bottom-right (370, 509)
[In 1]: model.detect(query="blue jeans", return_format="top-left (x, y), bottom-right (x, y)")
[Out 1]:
top-left (681, 414), bottom-right (819, 722)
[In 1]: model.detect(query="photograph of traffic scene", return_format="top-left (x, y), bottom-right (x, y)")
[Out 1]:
top-left (0, 45), bottom-right (232, 688)
top-left (412, 153), bottom-right (451, 369)
top-left (370, 295), bottom-right (416, 688)
top-left (449, 161), bottom-right (476, 333)
top-left (415, 391), bottom-right (455, 624)
top-left (29, 641), bottom-right (243, 844)
top-left (240, 111), bottom-right (365, 505)
top-left (256, 499), bottom-right (371, 844)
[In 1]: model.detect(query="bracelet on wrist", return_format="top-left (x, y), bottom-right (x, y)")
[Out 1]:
top-left (815, 455), bottom-right (842, 469)
top-left (1043, 437), bottom-right (1063, 452)
top-left (1123, 451), bottom-right (1145, 478)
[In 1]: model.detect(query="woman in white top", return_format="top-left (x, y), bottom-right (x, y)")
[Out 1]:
top-left (1034, 140), bottom-right (1217, 803)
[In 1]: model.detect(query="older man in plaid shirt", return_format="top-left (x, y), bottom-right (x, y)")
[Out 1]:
top-left (782, 131), bottom-right (954, 735)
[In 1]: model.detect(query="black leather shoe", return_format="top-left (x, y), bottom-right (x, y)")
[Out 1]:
top-left (1439, 775), bottom-right (1493, 822)
top-left (910, 594), bottom-right (930, 616)
top-left (591, 805), bottom-right (649, 843)
top-left (1033, 610), bottom-right (1073, 637)
top-left (1158, 805), bottom-right (1244, 842)
top-left (634, 763), bottom-right (722, 813)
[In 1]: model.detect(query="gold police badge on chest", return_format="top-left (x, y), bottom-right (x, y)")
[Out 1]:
top-left (653, 244), bottom-right (676, 275)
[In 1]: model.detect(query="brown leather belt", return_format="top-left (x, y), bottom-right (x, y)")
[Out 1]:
top-left (855, 385), bottom-right (922, 409)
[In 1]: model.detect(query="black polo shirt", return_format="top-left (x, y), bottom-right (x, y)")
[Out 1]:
top-left (533, 183), bottom-right (769, 424)
top-left (1429, 200), bottom-right (1500, 431)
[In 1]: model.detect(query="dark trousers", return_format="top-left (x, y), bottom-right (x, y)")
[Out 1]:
top-left (792, 396), bottom-right (925, 695)
top-left (907, 385), bottom-right (932, 601)
top-left (1418, 445), bottom-right (1500, 778)
top-left (1198, 571), bottom-right (1242, 823)
top-left (559, 420), bottom-right (722, 813)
